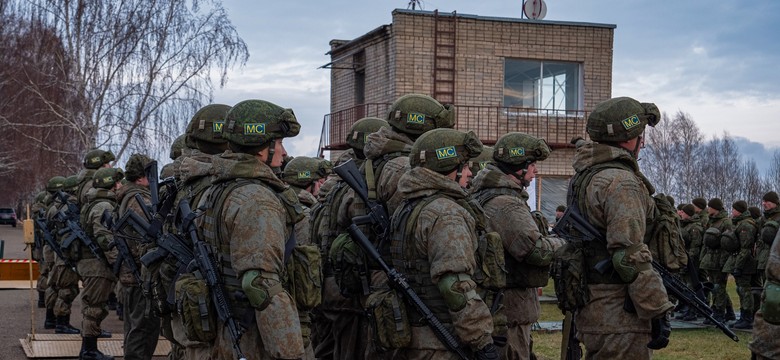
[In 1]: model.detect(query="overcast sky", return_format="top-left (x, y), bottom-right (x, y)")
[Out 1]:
top-left (211, 0), bottom-right (780, 166)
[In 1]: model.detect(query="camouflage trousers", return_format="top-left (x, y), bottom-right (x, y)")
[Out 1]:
top-left (711, 272), bottom-right (733, 311)
top-left (46, 264), bottom-right (79, 316)
top-left (314, 276), bottom-right (371, 360)
top-left (578, 332), bottom-right (652, 360)
top-left (80, 275), bottom-right (115, 337)
top-left (122, 285), bottom-right (160, 360)
top-left (735, 274), bottom-right (762, 315)
top-left (749, 309), bottom-right (780, 359)
top-left (503, 323), bottom-right (532, 360)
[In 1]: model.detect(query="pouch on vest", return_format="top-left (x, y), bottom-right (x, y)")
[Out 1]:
top-left (703, 227), bottom-right (722, 249)
top-left (175, 272), bottom-right (216, 342)
top-left (720, 229), bottom-right (740, 253)
top-left (761, 280), bottom-right (780, 325)
top-left (143, 259), bottom-right (173, 316)
top-left (366, 287), bottom-right (411, 351)
top-left (761, 220), bottom-right (779, 245)
top-left (551, 240), bottom-right (589, 312)
top-left (645, 195), bottom-right (688, 271)
top-left (328, 232), bottom-right (370, 297)
top-left (473, 231), bottom-right (507, 291)
top-left (285, 244), bottom-right (323, 310)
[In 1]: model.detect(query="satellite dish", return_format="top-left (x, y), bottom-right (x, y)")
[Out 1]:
top-left (523, 0), bottom-right (547, 20)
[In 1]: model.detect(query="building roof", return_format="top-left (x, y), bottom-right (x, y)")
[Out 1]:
top-left (392, 8), bottom-right (616, 29)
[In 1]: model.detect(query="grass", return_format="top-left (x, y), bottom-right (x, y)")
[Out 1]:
top-left (532, 276), bottom-right (752, 360)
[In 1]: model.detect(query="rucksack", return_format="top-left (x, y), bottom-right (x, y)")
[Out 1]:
top-left (645, 194), bottom-right (688, 271)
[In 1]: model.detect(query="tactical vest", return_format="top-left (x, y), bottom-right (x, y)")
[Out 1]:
top-left (75, 169), bottom-right (96, 207)
top-left (758, 210), bottom-right (780, 270)
top-left (310, 181), bottom-right (349, 276)
top-left (472, 187), bottom-right (548, 288)
top-left (78, 190), bottom-right (116, 259)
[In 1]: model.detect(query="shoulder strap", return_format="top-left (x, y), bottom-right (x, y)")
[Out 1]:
top-left (569, 161), bottom-right (634, 220)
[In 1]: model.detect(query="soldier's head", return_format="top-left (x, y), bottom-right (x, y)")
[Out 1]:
top-left (185, 104), bottom-right (231, 155)
top-left (692, 197), bottom-right (707, 212)
top-left (707, 198), bottom-right (724, 215)
top-left (169, 135), bottom-right (186, 161)
top-left (762, 191), bottom-right (779, 211)
top-left (386, 94), bottom-right (455, 140)
top-left (83, 148), bottom-right (115, 169)
top-left (466, 145), bottom-right (494, 174)
top-left (492, 132), bottom-right (551, 187)
top-left (586, 97), bottom-right (660, 158)
top-left (732, 200), bottom-right (748, 217)
top-left (681, 204), bottom-right (696, 220)
top-left (556, 205), bottom-right (566, 220)
top-left (223, 99), bottom-right (301, 167)
top-left (347, 117), bottom-right (389, 159)
top-left (748, 206), bottom-right (762, 220)
top-left (46, 176), bottom-right (67, 194)
top-left (409, 128), bottom-right (483, 188)
top-left (93, 168), bottom-right (124, 191)
top-left (125, 154), bottom-right (154, 185)
top-left (63, 175), bottom-right (79, 194)
top-left (281, 156), bottom-right (333, 196)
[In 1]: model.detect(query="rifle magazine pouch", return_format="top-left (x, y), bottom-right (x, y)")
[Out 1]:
top-left (285, 244), bottom-right (323, 310)
top-left (366, 287), bottom-right (411, 351)
top-left (551, 241), bottom-right (589, 312)
top-left (329, 232), bottom-right (368, 296)
top-left (761, 280), bottom-right (780, 325)
top-left (175, 273), bottom-right (216, 342)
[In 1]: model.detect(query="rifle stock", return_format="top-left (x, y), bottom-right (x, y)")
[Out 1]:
top-left (333, 159), bottom-right (391, 238)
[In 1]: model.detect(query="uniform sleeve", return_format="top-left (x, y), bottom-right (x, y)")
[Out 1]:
top-left (91, 202), bottom-right (115, 251)
top-left (377, 157), bottom-right (410, 215)
top-left (484, 195), bottom-right (538, 262)
top-left (418, 201), bottom-right (493, 350)
top-left (735, 222), bottom-right (757, 269)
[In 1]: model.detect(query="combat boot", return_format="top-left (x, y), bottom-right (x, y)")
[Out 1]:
top-left (97, 330), bottom-right (112, 338)
top-left (731, 313), bottom-right (753, 330)
top-left (55, 315), bottom-right (81, 334)
top-left (725, 304), bottom-right (736, 322)
top-left (44, 308), bottom-right (56, 329)
top-left (79, 336), bottom-right (114, 360)
top-left (37, 291), bottom-right (45, 308)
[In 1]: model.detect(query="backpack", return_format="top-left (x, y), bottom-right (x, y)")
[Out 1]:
top-left (644, 194), bottom-right (688, 271)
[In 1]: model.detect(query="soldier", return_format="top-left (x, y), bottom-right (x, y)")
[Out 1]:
top-left (469, 132), bottom-right (561, 359)
top-left (79, 167), bottom-right (123, 360)
top-left (390, 128), bottom-right (498, 359)
top-left (748, 218), bottom-right (780, 359)
top-left (678, 204), bottom-right (705, 321)
top-left (568, 97), bottom-right (673, 359)
top-left (31, 190), bottom-right (49, 308)
top-left (46, 175), bottom-right (82, 335)
top-left (749, 206), bottom-right (763, 221)
top-left (40, 176), bottom-right (66, 330)
top-left (115, 154), bottom-right (160, 360)
top-left (701, 198), bottom-right (735, 324)
top-left (191, 99), bottom-right (304, 359)
top-left (692, 197), bottom-right (709, 229)
top-left (554, 205), bottom-right (566, 226)
top-left (160, 134), bottom-right (186, 179)
top-left (76, 149), bottom-right (115, 206)
top-left (723, 200), bottom-right (759, 329)
top-left (757, 192), bottom-right (780, 294)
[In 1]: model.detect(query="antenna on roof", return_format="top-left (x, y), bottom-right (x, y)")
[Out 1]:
top-left (408, 0), bottom-right (423, 10)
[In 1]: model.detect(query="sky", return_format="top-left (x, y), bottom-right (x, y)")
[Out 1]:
top-left (211, 0), bottom-right (780, 169)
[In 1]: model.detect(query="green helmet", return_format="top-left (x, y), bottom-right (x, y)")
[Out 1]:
top-left (169, 135), bottom-right (186, 160)
top-left (467, 146), bottom-right (494, 171)
top-left (386, 94), bottom-right (455, 136)
top-left (586, 96), bottom-right (660, 142)
top-left (63, 175), bottom-right (80, 192)
top-left (281, 156), bottom-right (333, 187)
top-left (83, 149), bottom-right (115, 169)
top-left (125, 153), bottom-right (153, 182)
top-left (409, 128), bottom-right (483, 173)
top-left (493, 132), bottom-right (551, 168)
top-left (347, 117), bottom-right (389, 151)
top-left (185, 104), bottom-right (231, 154)
top-left (223, 99), bottom-right (301, 149)
top-left (93, 168), bottom-right (124, 189)
top-left (46, 176), bottom-right (67, 192)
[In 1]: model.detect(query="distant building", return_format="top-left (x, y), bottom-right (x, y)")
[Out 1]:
top-left (319, 8), bottom-right (615, 219)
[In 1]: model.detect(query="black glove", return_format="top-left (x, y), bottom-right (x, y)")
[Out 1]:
top-left (492, 335), bottom-right (507, 348)
top-left (731, 268), bottom-right (742, 277)
top-left (647, 313), bottom-right (671, 350)
top-left (475, 343), bottom-right (500, 360)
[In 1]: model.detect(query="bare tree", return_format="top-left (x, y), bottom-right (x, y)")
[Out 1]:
top-left (9, 0), bottom-right (248, 161)
top-left (743, 159), bottom-right (764, 206)
top-left (640, 111), bottom-right (679, 197)
top-left (765, 150), bottom-right (780, 192)
top-left (672, 111), bottom-right (704, 202)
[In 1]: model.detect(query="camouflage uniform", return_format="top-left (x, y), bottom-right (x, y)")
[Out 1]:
top-left (700, 204), bottom-right (734, 321)
top-left (32, 190), bottom-right (48, 306)
top-left (363, 125), bottom-right (415, 216)
top-left (36, 180), bottom-right (60, 329)
top-left (722, 203), bottom-right (758, 329)
top-left (749, 228), bottom-right (780, 359)
top-left (45, 187), bottom-right (81, 334)
top-left (758, 205), bottom-right (780, 287)
top-left (679, 207), bottom-right (705, 320)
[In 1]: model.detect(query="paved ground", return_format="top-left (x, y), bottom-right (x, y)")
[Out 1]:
top-left (1, 224), bottom-right (167, 359)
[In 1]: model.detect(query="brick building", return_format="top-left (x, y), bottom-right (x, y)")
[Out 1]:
top-left (318, 8), bottom-right (616, 219)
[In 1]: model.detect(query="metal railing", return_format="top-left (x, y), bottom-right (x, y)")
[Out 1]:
top-left (318, 104), bottom-right (588, 156)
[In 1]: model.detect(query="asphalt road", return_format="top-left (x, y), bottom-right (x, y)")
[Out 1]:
top-left (0, 223), bottom-right (167, 359)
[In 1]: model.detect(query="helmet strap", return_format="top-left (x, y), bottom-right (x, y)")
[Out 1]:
top-left (454, 162), bottom-right (464, 184)
top-left (631, 135), bottom-right (643, 160)
top-left (265, 139), bottom-right (276, 167)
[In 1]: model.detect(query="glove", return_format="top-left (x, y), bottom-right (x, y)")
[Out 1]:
top-left (475, 343), bottom-right (499, 360)
top-left (492, 335), bottom-right (507, 348)
top-left (731, 268), bottom-right (742, 277)
top-left (647, 313), bottom-right (671, 350)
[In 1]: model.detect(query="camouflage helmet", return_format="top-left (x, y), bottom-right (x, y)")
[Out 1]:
top-left (347, 117), bottom-right (389, 151)
top-left (386, 94), bottom-right (455, 136)
top-left (63, 175), bottom-right (80, 192)
top-left (493, 132), bottom-right (551, 168)
top-left (466, 145), bottom-right (494, 172)
top-left (125, 153), bottom-right (153, 182)
top-left (587, 96), bottom-right (660, 142)
top-left (185, 104), bottom-right (231, 154)
top-left (46, 176), bottom-right (67, 192)
top-left (169, 135), bottom-right (186, 160)
top-left (83, 148), bottom-right (115, 169)
top-left (223, 99), bottom-right (301, 149)
top-left (410, 128), bottom-right (483, 173)
top-left (281, 156), bottom-right (333, 187)
top-left (93, 167), bottom-right (124, 189)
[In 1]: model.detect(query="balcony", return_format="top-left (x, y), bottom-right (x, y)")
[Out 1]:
top-left (318, 103), bottom-right (588, 157)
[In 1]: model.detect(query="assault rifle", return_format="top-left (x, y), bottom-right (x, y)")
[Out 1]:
top-left (553, 205), bottom-right (739, 345)
top-left (179, 199), bottom-right (246, 360)
top-left (33, 212), bottom-right (77, 272)
top-left (32, 209), bottom-right (46, 260)
top-left (103, 211), bottom-right (142, 284)
top-left (346, 222), bottom-right (470, 360)
top-left (333, 159), bottom-right (391, 239)
top-left (56, 193), bottom-right (111, 270)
